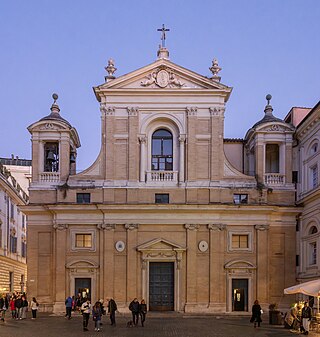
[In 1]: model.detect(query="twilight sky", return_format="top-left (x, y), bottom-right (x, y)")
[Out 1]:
top-left (1, 0), bottom-right (319, 171)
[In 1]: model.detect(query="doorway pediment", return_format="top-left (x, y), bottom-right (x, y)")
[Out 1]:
top-left (137, 237), bottom-right (186, 253)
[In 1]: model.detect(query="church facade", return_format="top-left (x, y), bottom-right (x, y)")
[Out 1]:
top-left (24, 46), bottom-right (299, 313)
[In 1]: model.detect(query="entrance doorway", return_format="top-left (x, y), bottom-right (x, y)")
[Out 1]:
top-left (232, 279), bottom-right (248, 311)
top-left (75, 278), bottom-right (91, 301)
top-left (149, 262), bottom-right (174, 311)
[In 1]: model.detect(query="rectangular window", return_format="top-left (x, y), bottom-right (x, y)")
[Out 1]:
top-left (155, 193), bottom-right (169, 204)
top-left (232, 234), bottom-right (249, 249)
top-left (22, 215), bottom-right (26, 228)
top-left (310, 242), bottom-right (317, 265)
top-left (10, 203), bottom-right (14, 219)
top-left (296, 255), bottom-right (300, 267)
top-left (9, 272), bottom-right (14, 292)
top-left (75, 234), bottom-right (92, 248)
top-left (311, 165), bottom-right (318, 189)
top-left (233, 194), bottom-right (248, 204)
top-left (76, 193), bottom-right (91, 204)
top-left (292, 171), bottom-right (298, 184)
top-left (0, 225), bottom-right (2, 248)
top-left (21, 241), bottom-right (27, 258)
top-left (10, 235), bottom-right (17, 253)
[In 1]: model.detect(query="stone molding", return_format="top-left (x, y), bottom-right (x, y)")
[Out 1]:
top-left (185, 223), bottom-right (200, 231)
top-left (179, 135), bottom-right (186, 143)
top-left (97, 223), bottom-right (116, 230)
top-left (186, 106), bottom-right (198, 116)
top-left (208, 223), bottom-right (226, 231)
top-left (209, 106), bottom-right (225, 116)
top-left (100, 104), bottom-right (115, 116)
top-left (138, 135), bottom-right (147, 144)
top-left (255, 224), bottom-right (269, 231)
top-left (53, 223), bottom-right (68, 230)
top-left (127, 107), bottom-right (139, 116)
top-left (125, 223), bottom-right (139, 230)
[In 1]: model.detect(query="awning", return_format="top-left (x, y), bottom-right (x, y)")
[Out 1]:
top-left (284, 279), bottom-right (320, 297)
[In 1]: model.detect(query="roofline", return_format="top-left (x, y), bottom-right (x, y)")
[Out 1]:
top-left (296, 100), bottom-right (320, 130)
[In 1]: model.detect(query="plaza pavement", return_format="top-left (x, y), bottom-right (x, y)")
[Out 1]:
top-left (0, 311), bottom-right (311, 337)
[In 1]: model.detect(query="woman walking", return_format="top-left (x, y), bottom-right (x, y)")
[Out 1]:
top-left (139, 299), bottom-right (147, 327)
top-left (30, 297), bottom-right (39, 319)
top-left (92, 301), bottom-right (102, 332)
top-left (250, 299), bottom-right (262, 328)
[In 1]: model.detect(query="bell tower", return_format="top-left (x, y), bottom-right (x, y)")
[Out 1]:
top-left (28, 94), bottom-right (81, 185)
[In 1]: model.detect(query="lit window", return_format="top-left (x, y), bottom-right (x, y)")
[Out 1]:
top-left (76, 193), bottom-right (91, 204)
top-left (232, 234), bottom-right (249, 249)
top-left (75, 234), bottom-right (92, 248)
top-left (155, 194), bottom-right (169, 204)
top-left (233, 194), bottom-right (248, 204)
top-left (310, 242), bottom-right (317, 265)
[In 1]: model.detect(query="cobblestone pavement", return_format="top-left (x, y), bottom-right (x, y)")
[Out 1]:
top-left (0, 311), bottom-right (313, 337)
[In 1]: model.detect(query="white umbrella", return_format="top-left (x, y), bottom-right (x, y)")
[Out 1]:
top-left (284, 279), bottom-right (320, 313)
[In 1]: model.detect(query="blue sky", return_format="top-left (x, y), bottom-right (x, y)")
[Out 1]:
top-left (1, 0), bottom-right (319, 171)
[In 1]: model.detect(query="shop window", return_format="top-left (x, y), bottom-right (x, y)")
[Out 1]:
top-left (75, 234), bottom-right (92, 248)
top-left (76, 193), bottom-right (91, 204)
top-left (155, 193), bottom-right (169, 204)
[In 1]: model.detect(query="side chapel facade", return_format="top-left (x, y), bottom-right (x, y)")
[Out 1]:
top-left (24, 46), bottom-right (299, 313)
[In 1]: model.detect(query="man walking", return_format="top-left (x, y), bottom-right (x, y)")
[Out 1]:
top-left (81, 298), bottom-right (91, 331)
top-left (301, 301), bottom-right (312, 335)
top-left (65, 296), bottom-right (72, 319)
top-left (129, 298), bottom-right (140, 326)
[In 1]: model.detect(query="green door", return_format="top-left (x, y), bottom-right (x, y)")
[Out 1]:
top-left (149, 262), bottom-right (174, 311)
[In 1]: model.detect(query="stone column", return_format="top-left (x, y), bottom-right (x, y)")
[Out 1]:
top-left (125, 224), bottom-right (139, 302)
top-left (208, 224), bottom-right (226, 308)
top-left (179, 135), bottom-right (186, 182)
top-left (255, 224), bottom-right (269, 306)
top-left (53, 223), bottom-right (68, 312)
top-left (139, 135), bottom-right (147, 182)
top-left (184, 223), bottom-right (199, 311)
top-left (98, 223), bottom-right (115, 298)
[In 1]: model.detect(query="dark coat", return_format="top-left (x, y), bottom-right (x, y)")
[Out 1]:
top-left (139, 303), bottom-right (147, 314)
top-left (108, 299), bottom-right (117, 313)
top-left (251, 304), bottom-right (262, 323)
top-left (0, 297), bottom-right (9, 310)
top-left (129, 300), bottom-right (140, 313)
top-left (15, 298), bottom-right (22, 309)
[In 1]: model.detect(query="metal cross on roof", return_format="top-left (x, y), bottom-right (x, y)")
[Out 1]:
top-left (157, 24), bottom-right (170, 48)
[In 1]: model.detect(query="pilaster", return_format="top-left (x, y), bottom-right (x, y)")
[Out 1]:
top-left (186, 107), bottom-right (197, 181)
top-left (139, 135), bottom-right (147, 182)
top-left (128, 107), bottom-right (139, 181)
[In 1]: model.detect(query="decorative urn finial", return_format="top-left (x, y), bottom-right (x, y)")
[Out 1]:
top-left (50, 93), bottom-right (60, 114)
top-left (104, 58), bottom-right (117, 82)
top-left (209, 59), bottom-right (222, 82)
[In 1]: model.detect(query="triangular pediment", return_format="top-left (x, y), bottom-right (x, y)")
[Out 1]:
top-left (137, 237), bottom-right (186, 252)
top-left (94, 58), bottom-right (231, 98)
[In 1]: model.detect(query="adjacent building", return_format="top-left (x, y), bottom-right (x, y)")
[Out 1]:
top-left (23, 45), bottom-right (300, 313)
top-left (0, 156), bottom-right (31, 294)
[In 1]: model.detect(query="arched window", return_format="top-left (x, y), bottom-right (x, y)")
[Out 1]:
top-left (151, 129), bottom-right (173, 171)
top-left (310, 142), bottom-right (318, 155)
top-left (309, 226), bottom-right (318, 235)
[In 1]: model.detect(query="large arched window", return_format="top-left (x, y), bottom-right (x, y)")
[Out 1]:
top-left (151, 129), bottom-right (173, 171)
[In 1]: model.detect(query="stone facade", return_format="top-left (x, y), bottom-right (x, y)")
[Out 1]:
top-left (23, 47), bottom-right (299, 313)
top-left (0, 157), bottom-right (30, 294)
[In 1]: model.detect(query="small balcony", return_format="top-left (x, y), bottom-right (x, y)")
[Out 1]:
top-left (146, 170), bottom-right (178, 183)
top-left (264, 173), bottom-right (285, 185)
top-left (39, 172), bottom-right (60, 183)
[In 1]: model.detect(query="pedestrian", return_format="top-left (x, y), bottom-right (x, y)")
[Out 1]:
top-left (301, 301), bottom-right (312, 335)
top-left (21, 295), bottom-right (28, 319)
top-left (81, 298), bottom-right (91, 331)
top-left (30, 297), bottom-right (39, 319)
top-left (139, 299), bottom-right (147, 327)
top-left (129, 298), bottom-right (140, 326)
top-left (71, 296), bottom-right (76, 311)
top-left (92, 301), bottom-right (102, 332)
top-left (250, 299), bottom-right (262, 328)
top-left (65, 296), bottom-right (72, 319)
top-left (0, 293), bottom-right (9, 322)
top-left (15, 295), bottom-right (22, 319)
top-left (9, 296), bottom-right (16, 319)
top-left (107, 297), bottom-right (117, 326)
top-left (76, 294), bottom-right (82, 312)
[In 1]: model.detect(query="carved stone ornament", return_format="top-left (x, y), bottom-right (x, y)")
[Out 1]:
top-left (127, 107), bottom-right (139, 116)
top-left (45, 123), bottom-right (54, 129)
top-left (125, 223), bottom-right (139, 230)
top-left (208, 223), bottom-right (226, 231)
top-left (138, 135), bottom-right (147, 144)
top-left (97, 223), bottom-right (116, 230)
top-left (186, 106), bottom-right (198, 116)
top-left (53, 223), bottom-right (69, 230)
top-left (264, 124), bottom-right (282, 132)
top-left (178, 135), bottom-right (186, 143)
top-left (100, 104), bottom-right (115, 116)
top-left (184, 223), bottom-right (200, 231)
top-left (255, 224), bottom-right (270, 231)
top-left (141, 68), bottom-right (184, 88)
top-left (115, 240), bottom-right (125, 252)
top-left (104, 58), bottom-right (117, 81)
top-left (146, 252), bottom-right (175, 258)
top-left (209, 106), bottom-right (225, 116)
